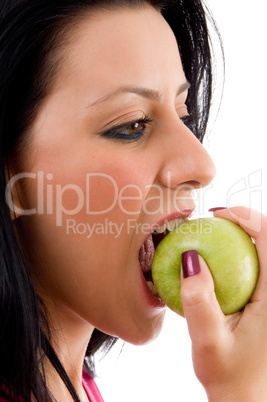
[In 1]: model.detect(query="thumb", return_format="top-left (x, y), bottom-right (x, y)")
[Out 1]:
top-left (180, 250), bottom-right (228, 350)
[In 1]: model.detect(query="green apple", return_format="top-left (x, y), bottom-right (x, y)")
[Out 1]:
top-left (151, 217), bottom-right (259, 315)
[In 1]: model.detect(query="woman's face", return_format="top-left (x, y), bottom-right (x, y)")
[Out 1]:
top-left (15, 5), bottom-right (215, 345)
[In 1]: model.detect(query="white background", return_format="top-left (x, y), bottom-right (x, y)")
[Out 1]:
top-left (96, 1), bottom-right (267, 400)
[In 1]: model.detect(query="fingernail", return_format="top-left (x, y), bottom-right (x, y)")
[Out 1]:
top-left (182, 250), bottom-right (201, 278)
top-left (208, 207), bottom-right (227, 212)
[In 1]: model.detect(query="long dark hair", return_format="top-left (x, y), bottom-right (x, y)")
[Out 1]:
top-left (0, 0), bottom-right (221, 400)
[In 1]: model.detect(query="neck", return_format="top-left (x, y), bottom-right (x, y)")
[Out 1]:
top-left (41, 301), bottom-right (94, 401)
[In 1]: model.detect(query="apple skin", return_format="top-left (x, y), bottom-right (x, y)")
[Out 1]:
top-left (151, 217), bottom-right (259, 315)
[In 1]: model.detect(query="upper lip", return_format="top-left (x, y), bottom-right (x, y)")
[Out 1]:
top-left (137, 208), bottom-right (195, 275)
top-left (138, 208), bottom-right (195, 250)
top-left (150, 208), bottom-right (195, 233)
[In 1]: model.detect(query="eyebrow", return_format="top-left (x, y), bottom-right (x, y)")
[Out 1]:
top-left (87, 81), bottom-right (191, 108)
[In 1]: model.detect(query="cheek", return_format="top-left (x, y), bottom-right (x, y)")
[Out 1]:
top-left (16, 160), bottom-right (148, 265)
top-left (70, 163), bottom-right (151, 227)
top-left (23, 160), bottom-right (150, 221)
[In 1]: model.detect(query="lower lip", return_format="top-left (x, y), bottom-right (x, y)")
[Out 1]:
top-left (140, 270), bottom-right (166, 309)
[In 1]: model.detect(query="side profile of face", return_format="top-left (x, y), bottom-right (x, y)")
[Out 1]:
top-left (14, 4), bottom-right (215, 345)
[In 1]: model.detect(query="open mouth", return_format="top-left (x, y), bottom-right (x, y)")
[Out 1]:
top-left (138, 218), bottom-right (188, 297)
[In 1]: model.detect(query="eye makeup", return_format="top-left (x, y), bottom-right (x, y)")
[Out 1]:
top-left (100, 115), bottom-right (152, 142)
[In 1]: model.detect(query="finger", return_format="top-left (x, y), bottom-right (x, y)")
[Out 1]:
top-left (211, 206), bottom-right (267, 240)
top-left (180, 250), bottom-right (230, 357)
top-left (211, 207), bottom-right (267, 304)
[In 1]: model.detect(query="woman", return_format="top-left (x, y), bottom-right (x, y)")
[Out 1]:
top-left (1, 0), bottom-right (266, 401)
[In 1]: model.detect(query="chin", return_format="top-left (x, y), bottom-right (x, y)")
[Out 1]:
top-left (118, 309), bottom-right (166, 346)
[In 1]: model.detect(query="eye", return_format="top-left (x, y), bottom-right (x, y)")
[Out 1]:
top-left (176, 105), bottom-right (195, 129)
top-left (180, 113), bottom-right (196, 131)
top-left (176, 105), bottom-right (189, 120)
top-left (101, 116), bottom-right (152, 142)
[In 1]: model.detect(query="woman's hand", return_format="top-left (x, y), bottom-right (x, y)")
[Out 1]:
top-left (180, 207), bottom-right (267, 401)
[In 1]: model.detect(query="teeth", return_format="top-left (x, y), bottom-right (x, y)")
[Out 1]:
top-left (146, 281), bottom-right (158, 297)
top-left (154, 218), bottom-right (187, 234)
top-left (155, 223), bottom-right (167, 233)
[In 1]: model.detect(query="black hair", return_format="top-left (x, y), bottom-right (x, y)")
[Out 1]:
top-left (0, 0), bottom-right (221, 401)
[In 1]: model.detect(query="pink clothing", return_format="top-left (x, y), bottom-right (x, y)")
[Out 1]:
top-left (82, 370), bottom-right (104, 402)
top-left (0, 370), bottom-right (104, 402)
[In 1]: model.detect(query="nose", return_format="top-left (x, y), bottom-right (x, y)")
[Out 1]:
top-left (157, 117), bottom-right (216, 190)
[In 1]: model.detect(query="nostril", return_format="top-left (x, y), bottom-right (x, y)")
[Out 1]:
top-left (182, 180), bottom-right (202, 189)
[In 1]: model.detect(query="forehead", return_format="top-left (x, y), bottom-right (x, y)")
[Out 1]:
top-left (55, 5), bottom-right (185, 95)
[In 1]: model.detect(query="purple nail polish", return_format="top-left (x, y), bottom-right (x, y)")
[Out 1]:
top-left (182, 250), bottom-right (201, 278)
top-left (208, 207), bottom-right (226, 212)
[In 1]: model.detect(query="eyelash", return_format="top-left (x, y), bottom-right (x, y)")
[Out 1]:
top-left (100, 111), bottom-right (193, 143)
top-left (101, 115), bottom-right (152, 142)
